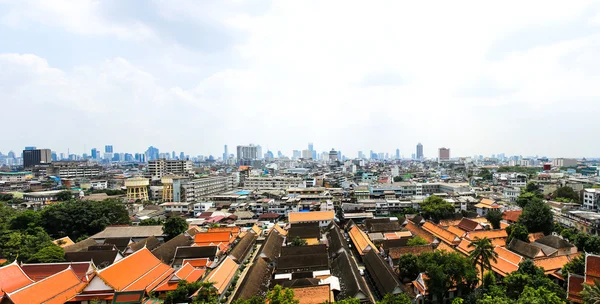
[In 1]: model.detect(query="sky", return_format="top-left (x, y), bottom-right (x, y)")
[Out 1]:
top-left (1, 0), bottom-right (600, 159)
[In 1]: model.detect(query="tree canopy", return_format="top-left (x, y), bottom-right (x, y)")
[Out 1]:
top-left (407, 236), bottom-right (429, 246)
top-left (163, 216), bottom-right (188, 241)
top-left (468, 237), bottom-right (498, 278)
top-left (485, 209), bottom-right (502, 230)
top-left (506, 223), bottom-right (529, 244)
top-left (518, 199), bottom-right (554, 235)
top-left (420, 195), bottom-right (455, 222)
top-left (553, 186), bottom-right (580, 203)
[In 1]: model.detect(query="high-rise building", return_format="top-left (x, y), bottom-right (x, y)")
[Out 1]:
top-left (223, 145), bottom-right (228, 161)
top-left (237, 145), bottom-right (258, 160)
top-left (292, 150), bottom-right (301, 159)
top-left (23, 148), bottom-right (51, 168)
top-left (396, 149), bottom-right (400, 160)
top-left (24, 146), bottom-right (36, 151)
top-left (358, 151), bottom-right (364, 159)
top-left (329, 149), bottom-right (338, 162)
top-left (416, 143), bottom-right (423, 160)
top-left (91, 148), bottom-right (98, 160)
top-left (301, 149), bottom-right (313, 159)
top-left (105, 145), bottom-right (113, 153)
top-left (256, 145), bottom-right (263, 160)
top-left (179, 152), bottom-right (185, 160)
top-left (145, 146), bottom-right (160, 161)
top-left (308, 143), bottom-right (314, 152)
top-left (438, 147), bottom-right (450, 161)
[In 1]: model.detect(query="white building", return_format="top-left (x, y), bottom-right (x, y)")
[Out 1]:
top-left (160, 202), bottom-right (193, 213)
top-left (243, 176), bottom-right (303, 190)
top-left (194, 202), bottom-right (215, 216)
top-left (552, 158), bottom-right (578, 168)
top-left (583, 189), bottom-right (600, 211)
top-left (90, 180), bottom-right (108, 190)
top-left (502, 187), bottom-right (521, 203)
top-left (148, 159), bottom-right (193, 178)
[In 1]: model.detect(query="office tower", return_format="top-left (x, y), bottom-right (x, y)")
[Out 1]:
top-left (378, 152), bottom-right (384, 160)
top-left (385, 153), bottom-right (389, 160)
top-left (277, 151), bottom-right (283, 158)
top-left (24, 146), bottom-right (36, 151)
top-left (7, 151), bottom-right (15, 159)
top-left (358, 151), bottom-right (364, 159)
top-left (223, 145), bottom-right (228, 161)
top-left (105, 145), bottom-right (113, 153)
top-left (91, 148), bottom-right (98, 160)
top-left (301, 149), bottom-right (312, 159)
top-left (256, 145), bottom-right (263, 160)
top-left (145, 146), bottom-right (160, 161)
top-left (337, 151), bottom-right (342, 160)
top-left (308, 143), bottom-right (314, 152)
top-left (396, 149), bottom-right (400, 160)
top-left (438, 147), bottom-right (450, 161)
top-left (329, 149), bottom-right (338, 161)
top-left (416, 143), bottom-right (423, 160)
top-left (237, 145), bottom-right (258, 160)
top-left (23, 148), bottom-right (51, 168)
top-left (180, 152), bottom-right (185, 160)
top-left (293, 150), bottom-right (301, 159)
top-left (412, 153), bottom-right (416, 159)
top-left (51, 152), bottom-right (58, 162)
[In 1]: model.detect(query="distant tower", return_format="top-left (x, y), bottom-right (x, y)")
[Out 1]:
top-left (438, 147), bottom-right (450, 161)
top-left (416, 143), bottom-right (423, 160)
top-left (223, 145), bottom-right (228, 161)
top-left (396, 149), bottom-right (400, 160)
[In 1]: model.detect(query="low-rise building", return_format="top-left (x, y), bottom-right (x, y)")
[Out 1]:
top-left (243, 176), bottom-right (302, 189)
top-left (160, 202), bottom-right (193, 213)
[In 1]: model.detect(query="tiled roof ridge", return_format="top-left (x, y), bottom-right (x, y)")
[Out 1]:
top-left (7, 267), bottom-right (81, 300)
top-left (98, 247), bottom-right (148, 273)
top-left (120, 260), bottom-right (164, 291)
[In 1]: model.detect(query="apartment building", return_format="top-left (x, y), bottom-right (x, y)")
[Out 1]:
top-left (243, 176), bottom-right (302, 189)
top-left (583, 189), bottom-right (600, 211)
top-left (0, 171), bottom-right (33, 182)
top-left (148, 159), bottom-right (193, 178)
top-left (493, 173), bottom-right (527, 187)
top-left (48, 161), bottom-right (103, 178)
top-left (178, 175), bottom-right (236, 203)
top-left (552, 158), bottom-right (578, 168)
top-left (502, 187), bottom-right (521, 203)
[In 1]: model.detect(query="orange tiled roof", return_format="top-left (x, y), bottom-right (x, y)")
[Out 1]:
top-left (534, 255), bottom-right (570, 273)
top-left (436, 242), bottom-right (456, 253)
top-left (272, 224), bottom-right (288, 236)
top-left (568, 274), bottom-right (585, 303)
top-left (470, 217), bottom-right (490, 224)
top-left (97, 248), bottom-right (172, 292)
top-left (208, 226), bottom-right (241, 238)
top-left (405, 221), bottom-right (435, 243)
top-left (6, 268), bottom-right (85, 304)
top-left (422, 222), bottom-right (460, 245)
top-left (491, 238), bottom-right (507, 247)
top-left (251, 224), bottom-right (262, 235)
top-left (480, 198), bottom-right (496, 206)
top-left (465, 229), bottom-right (508, 241)
top-left (389, 245), bottom-right (433, 259)
top-left (194, 232), bottom-right (233, 246)
top-left (503, 210), bottom-right (522, 222)
top-left (182, 258), bottom-right (211, 268)
top-left (447, 226), bottom-right (467, 237)
top-left (490, 246), bottom-right (523, 277)
top-left (585, 254), bottom-right (600, 284)
top-left (438, 219), bottom-right (463, 227)
top-left (293, 285), bottom-right (331, 304)
top-left (456, 239), bottom-right (474, 255)
top-left (123, 262), bottom-right (174, 292)
top-left (288, 211), bottom-right (334, 223)
top-left (153, 263), bottom-right (206, 292)
top-left (206, 257), bottom-right (238, 294)
top-left (348, 225), bottom-right (379, 255)
top-left (0, 262), bottom-right (34, 297)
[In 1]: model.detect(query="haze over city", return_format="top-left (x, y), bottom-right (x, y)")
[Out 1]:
top-left (2, 1), bottom-right (600, 157)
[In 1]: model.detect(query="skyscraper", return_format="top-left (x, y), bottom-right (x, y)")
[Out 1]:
top-left (416, 143), bottom-right (423, 160)
top-left (91, 148), bottom-right (98, 160)
top-left (105, 145), bottom-right (113, 153)
top-left (145, 146), bottom-right (160, 161)
top-left (396, 149), bottom-right (400, 160)
top-left (223, 145), bottom-right (228, 161)
top-left (23, 148), bottom-right (51, 168)
top-left (237, 145), bottom-right (258, 160)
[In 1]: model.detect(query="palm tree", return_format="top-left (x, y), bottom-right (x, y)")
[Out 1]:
top-left (581, 280), bottom-right (600, 304)
top-left (468, 237), bottom-right (498, 280)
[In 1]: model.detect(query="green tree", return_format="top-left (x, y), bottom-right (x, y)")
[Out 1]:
top-left (478, 168), bottom-right (493, 181)
top-left (506, 223), bottom-right (529, 244)
top-left (393, 176), bottom-right (403, 182)
top-left (420, 195), bottom-right (456, 222)
top-left (482, 270), bottom-right (496, 288)
top-left (485, 209), bottom-right (503, 230)
top-left (562, 254), bottom-right (585, 276)
top-left (266, 285), bottom-right (299, 304)
top-left (163, 216), bottom-right (188, 241)
top-left (0, 193), bottom-right (13, 202)
top-left (503, 259), bottom-right (566, 300)
top-left (451, 298), bottom-right (464, 304)
top-left (9, 210), bottom-right (41, 231)
top-left (517, 286), bottom-right (563, 304)
top-left (289, 236), bottom-right (308, 247)
top-left (468, 237), bottom-right (498, 279)
top-left (28, 245), bottom-right (65, 263)
top-left (516, 192), bottom-right (541, 209)
top-left (519, 199), bottom-right (554, 234)
top-left (165, 280), bottom-right (202, 304)
top-left (524, 182), bottom-right (540, 194)
top-left (581, 280), bottom-right (600, 304)
top-left (554, 186), bottom-right (579, 203)
top-left (376, 293), bottom-right (411, 304)
top-left (232, 296), bottom-right (267, 304)
top-left (56, 190), bottom-right (74, 201)
top-left (398, 254), bottom-right (420, 281)
top-left (139, 218), bottom-right (163, 226)
top-left (0, 226), bottom-right (55, 262)
top-left (407, 236), bottom-right (429, 246)
top-left (418, 251), bottom-right (478, 302)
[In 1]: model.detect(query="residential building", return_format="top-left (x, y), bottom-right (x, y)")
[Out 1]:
top-left (148, 159), bottom-right (193, 179)
top-left (583, 189), bottom-right (600, 211)
top-left (159, 202), bottom-right (193, 213)
top-left (493, 172), bottom-right (527, 187)
top-left (0, 171), bottom-right (32, 182)
top-left (502, 187), bottom-right (521, 203)
top-left (438, 147), bottom-right (450, 161)
top-left (178, 176), bottom-right (236, 203)
top-left (23, 148), bottom-right (51, 168)
top-left (416, 143), bottom-right (423, 160)
top-left (48, 161), bottom-right (103, 178)
top-left (193, 202), bottom-right (215, 216)
top-left (237, 145), bottom-right (258, 160)
top-left (302, 149), bottom-right (313, 159)
top-left (243, 176), bottom-right (302, 189)
top-left (288, 211), bottom-right (335, 227)
top-left (552, 158), bottom-right (578, 168)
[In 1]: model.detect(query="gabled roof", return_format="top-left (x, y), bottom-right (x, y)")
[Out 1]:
top-left (348, 225), bottom-right (378, 255)
top-left (0, 262), bottom-right (34, 297)
top-left (508, 239), bottom-right (545, 259)
top-left (63, 238), bottom-right (98, 253)
top-left (194, 232), bottom-right (233, 246)
top-left (91, 225), bottom-right (165, 239)
top-left (20, 262), bottom-right (94, 282)
top-left (535, 235), bottom-right (574, 250)
top-left (528, 232), bottom-right (545, 243)
top-left (457, 218), bottom-right (482, 232)
top-left (233, 258), bottom-right (273, 301)
top-left (456, 239), bottom-right (474, 255)
top-left (365, 218), bottom-right (403, 233)
top-left (288, 211), bottom-right (334, 223)
top-left (6, 267), bottom-right (85, 304)
top-left (363, 250), bottom-right (403, 296)
top-left (436, 242), bottom-right (456, 253)
top-left (327, 223), bottom-right (349, 259)
top-left (65, 250), bottom-right (121, 268)
top-left (206, 257), bottom-right (239, 294)
top-left (152, 234), bottom-right (194, 264)
top-left (381, 238), bottom-right (409, 250)
top-left (405, 221), bottom-right (435, 243)
top-left (173, 246), bottom-right (219, 267)
top-left (568, 274), bottom-right (585, 303)
top-left (52, 236), bottom-right (75, 248)
top-left (388, 245), bottom-right (433, 260)
top-left (585, 254), bottom-right (600, 284)
top-left (251, 224), bottom-right (262, 235)
top-left (229, 232), bottom-right (258, 262)
top-left (207, 226), bottom-right (241, 238)
top-left (530, 242), bottom-right (558, 257)
top-left (292, 285), bottom-right (331, 304)
top-left (383, 231), bottom-right (412, 240)
top-left (534, 255), bottom-right (571, 274)
top-left (422, 222), bottom-right (461, 245)
top-left (491, 246), bottom-right (523, 277)
top-left (96, 248), bottom-right (174, 292)
top-left (288, 225), bottom-right (320, 239)
top-left (182, 258), bottom-right (211, 268)
top-left (128, 236), bottom-right (161, 253)
top-left (153, 263), bottom-right (206, 292)
top-left (103, 237), bottom-right (132, 252)
top-left (447, 226), bottom-right (467, 237)
top-left (330, 251), bottom-right (370, 301)
top-left (503, 210), bottom-right (522, 223)
top-left (272, 224), bottom-right (288, 236)
top-left (465, 229), bottom-right (508, 240)
top-left (259, 230), bottom-right (284, 262)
